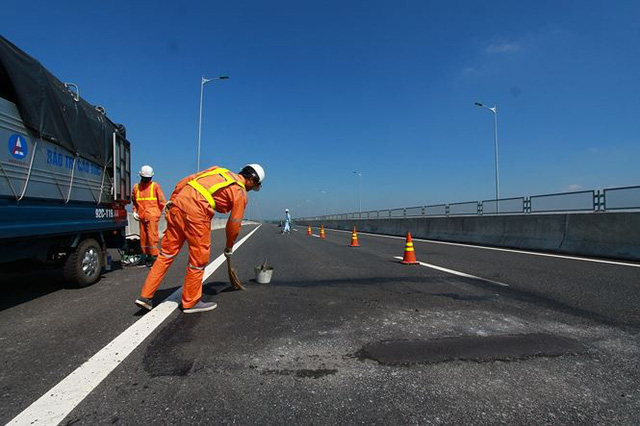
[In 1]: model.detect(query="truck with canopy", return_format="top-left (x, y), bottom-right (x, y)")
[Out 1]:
top-left (0, 36), bottom-right (131, 286)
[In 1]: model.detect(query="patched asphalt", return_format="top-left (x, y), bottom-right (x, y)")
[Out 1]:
top-left (2, 224), bottom-right (640, 424)
top-left (355, 333), bottom-right (586, 365)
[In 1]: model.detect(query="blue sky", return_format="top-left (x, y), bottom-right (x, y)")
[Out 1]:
top-left (4, 0), bottom-right (640, 219)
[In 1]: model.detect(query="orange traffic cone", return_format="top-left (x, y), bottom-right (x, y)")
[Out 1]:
top-left (320, 225), bottom-right (326, 239)
top-left (307, 225), bottom-right (312, 236)
top-left (349, 226), bottom-right (360, 247)
top-left (400, 232), bottom-right (419, 264)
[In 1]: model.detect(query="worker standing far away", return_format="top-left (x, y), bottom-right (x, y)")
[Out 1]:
top-left (135, 163), bottom-right (265, 314)
top-left (282, 208), bottom-right (291, 234)
top-left (132, 165), bottom-right (166, 267)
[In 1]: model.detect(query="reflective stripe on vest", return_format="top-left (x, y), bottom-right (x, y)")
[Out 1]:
top-left (187, 167), bottom-right (246, 210)
top-left (136, 182), bottom-right (157, 201)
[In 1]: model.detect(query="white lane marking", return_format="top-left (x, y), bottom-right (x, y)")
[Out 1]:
top-left (393, 256), bottom-right (510, 287)
top-left (319, 227), bottom-right (640, 269)
top-left (311, 234), bottom-right (320, 238)
top-left (8, 225), bottom-right (262, 426)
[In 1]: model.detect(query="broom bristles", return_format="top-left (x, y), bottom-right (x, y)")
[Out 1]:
top-left (227, 258), bottom-right (246, 290)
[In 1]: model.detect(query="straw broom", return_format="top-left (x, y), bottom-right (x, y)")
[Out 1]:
top-left (226, 257), bottom-right (246, 290)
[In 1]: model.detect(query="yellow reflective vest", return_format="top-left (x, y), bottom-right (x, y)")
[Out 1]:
top-left (187, 168), bottom-right (246, 210)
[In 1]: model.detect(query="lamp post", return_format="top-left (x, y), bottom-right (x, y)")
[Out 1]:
top-left (197, 75), bottom-right (229, 172)
top-left (352, 171), bottom-right (362, 214)
top-left (474, 102), bottom-right (500, 205)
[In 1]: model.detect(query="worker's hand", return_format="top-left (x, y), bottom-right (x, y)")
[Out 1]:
top-left (133, 212), bottom-right (139, 221)
top-left (224, 248), bottom-right (233, 259)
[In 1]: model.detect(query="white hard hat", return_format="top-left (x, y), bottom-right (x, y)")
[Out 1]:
top-left (285, 209), bottom-right (289, 212)
top-left (139, 165), bottom-right (154, 177)
top-left (244, 163), bottom-right (265, 183)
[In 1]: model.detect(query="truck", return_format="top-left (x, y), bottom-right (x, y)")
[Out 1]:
top-left (0, 36), bottom-right (131, 287)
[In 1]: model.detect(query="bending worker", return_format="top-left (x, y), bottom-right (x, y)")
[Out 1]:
top-left (135, 163), bottom-right (265, 314)
top-left (132, 165), bottom-right (166, 267)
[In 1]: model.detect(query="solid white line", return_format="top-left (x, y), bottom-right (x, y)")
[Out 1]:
top-left (393, 256), bottom-right (510, 287)
top-left (311, 234), bottom-right (320, 238)
top-left (8, 224), bottom-right (262, 426)
top-left (319, 227), bottom-right (640, 269)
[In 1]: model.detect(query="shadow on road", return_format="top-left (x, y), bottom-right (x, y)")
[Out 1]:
top-left (0, 262), bottom-right (124, 312)
top-left (203, 281), bottom-right (239, 295)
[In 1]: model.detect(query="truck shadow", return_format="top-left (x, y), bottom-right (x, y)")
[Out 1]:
top-left (0, 262), bottom-right (123, 311)
top-left (0, 269), bottom-right (66, 311)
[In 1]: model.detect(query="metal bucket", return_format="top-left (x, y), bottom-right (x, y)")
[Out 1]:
top-left (254, 266), bottom-right (274, 284)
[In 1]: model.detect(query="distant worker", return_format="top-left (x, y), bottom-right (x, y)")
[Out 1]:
top-left (282, 208), bottom-right (292, 234)
top-left (132, 165), bottom-right (166, 267)
top-left (135, 164), bottom-right (265, 314)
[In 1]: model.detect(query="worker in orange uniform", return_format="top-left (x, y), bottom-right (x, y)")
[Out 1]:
top-left (132, 165), bottom-right (166, 267)
top-left (135, 163), bottom-right (265, 314)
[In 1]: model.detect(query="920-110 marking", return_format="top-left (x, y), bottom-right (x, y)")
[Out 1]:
top-left (95, 208), bottom-right (115, 219)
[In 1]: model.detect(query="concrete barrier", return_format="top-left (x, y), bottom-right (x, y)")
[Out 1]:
top-left (301, 212), bottom-right (640, 261)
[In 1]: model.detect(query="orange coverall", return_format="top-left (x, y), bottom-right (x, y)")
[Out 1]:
top-left (140, 166), bottom-right (247, 309)
top-left (132, 181), bottom-right (166, 256)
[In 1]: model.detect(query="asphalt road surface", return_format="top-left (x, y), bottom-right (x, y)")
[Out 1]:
top-left (1, 224), bottom-right (639, 425)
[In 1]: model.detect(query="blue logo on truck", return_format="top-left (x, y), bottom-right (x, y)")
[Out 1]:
top-left (8, 134), bottom-right (28, 160)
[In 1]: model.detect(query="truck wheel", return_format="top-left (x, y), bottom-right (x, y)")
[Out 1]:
top-left (63, 238), bottom-right (103, 287)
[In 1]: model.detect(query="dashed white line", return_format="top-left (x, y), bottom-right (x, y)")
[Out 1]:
top-left (393, 256), bottom-right (510, 287)
top-left (8, 225), bottom-right (262, 426)
top-left (318, 227), bottom-right (640, 269)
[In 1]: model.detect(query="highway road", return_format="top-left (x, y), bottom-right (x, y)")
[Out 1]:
top-left (1, 223), bottom-right (639, 424)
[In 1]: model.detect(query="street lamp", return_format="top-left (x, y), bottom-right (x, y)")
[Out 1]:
top-left (352, 171), bottom-right (362, 214)
top-left (197, 75), bottom-right (229, 171)
top-left (474, 102), bottom-right (500, 205)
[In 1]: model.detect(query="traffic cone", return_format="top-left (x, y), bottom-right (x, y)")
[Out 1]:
top-left (400, 232), bottom-right (419, 264)
top-left (320, 225), bottom-right (326, 239)
top-left (349, 226), bottom-right (360, 247)
top-left (307, 225), bottom-right (312, 236)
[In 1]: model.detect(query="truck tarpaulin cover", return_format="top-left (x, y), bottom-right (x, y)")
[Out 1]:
top-left (0, 36), bottom-right (124, 168)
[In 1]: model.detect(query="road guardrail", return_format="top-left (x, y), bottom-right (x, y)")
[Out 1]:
top-left (298, 185), bottom-right (640, 221)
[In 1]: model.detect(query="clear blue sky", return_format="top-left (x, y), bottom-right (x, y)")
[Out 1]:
top-left (4, 0), bottom-right (640, 219)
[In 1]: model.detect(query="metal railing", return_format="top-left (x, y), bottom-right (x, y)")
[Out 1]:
top-left (297, 185), bottom-right (640, 221)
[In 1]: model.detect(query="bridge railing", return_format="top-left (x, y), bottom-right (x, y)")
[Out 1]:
top-left (603, 185), bottom-right (640, 211)
top-left (297, 184), bottom-right (640, 221)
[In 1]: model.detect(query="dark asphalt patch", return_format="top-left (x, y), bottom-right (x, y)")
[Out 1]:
top-left (143, 316), bottom-right (200, 377)
top-left (356, 333), bottom-right (585, 365)
top-left (261, 369), bottom-right (338, 379)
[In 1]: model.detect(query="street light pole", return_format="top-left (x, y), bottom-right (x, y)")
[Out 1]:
top-left (352, 171), bottom-right (362, 214)
top-left (197, 75), bottom-right (229, 172)
top-left (475, 102), bottom-right (500, 204)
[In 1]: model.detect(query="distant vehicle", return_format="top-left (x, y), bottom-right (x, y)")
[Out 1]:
top-left (0, 36), bottom-right (131, 287)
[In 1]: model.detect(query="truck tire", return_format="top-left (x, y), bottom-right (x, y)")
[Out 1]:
top-left (63, 238), bottom-right (103, 288)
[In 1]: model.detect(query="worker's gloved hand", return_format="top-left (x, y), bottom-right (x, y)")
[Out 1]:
top-left (224, 248), bottom-right (233, 259)
top-left (133, 212), bottom-right (139, 221)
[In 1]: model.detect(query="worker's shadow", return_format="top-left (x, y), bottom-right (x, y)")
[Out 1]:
top-left (202, 281), bottom-right (238, 295)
